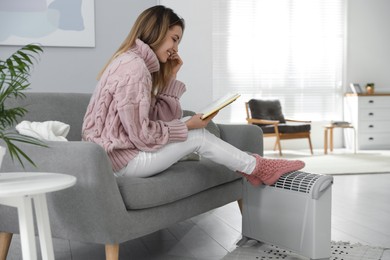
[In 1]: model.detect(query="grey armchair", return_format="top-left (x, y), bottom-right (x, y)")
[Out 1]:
top-left (0, 93), bottom-right (263, 260)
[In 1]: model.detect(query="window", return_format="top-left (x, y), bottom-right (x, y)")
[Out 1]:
top-left (212, 0), bottom-right (346, 123)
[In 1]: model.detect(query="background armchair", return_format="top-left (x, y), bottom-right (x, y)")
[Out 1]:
top-left (245, 99), bottom-right (313, 155)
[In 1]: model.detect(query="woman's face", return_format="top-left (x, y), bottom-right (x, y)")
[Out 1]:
top-left (155, 25), bottom-right (183, 63)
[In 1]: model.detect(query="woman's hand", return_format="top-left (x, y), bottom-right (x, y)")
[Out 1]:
top-left (185, 112), bottom-right (218, 130)
top-left (169, 52), bottom-right (183, 79)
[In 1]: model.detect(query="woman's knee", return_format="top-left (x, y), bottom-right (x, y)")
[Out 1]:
top-left (187, 128), bottom-right (207, 141)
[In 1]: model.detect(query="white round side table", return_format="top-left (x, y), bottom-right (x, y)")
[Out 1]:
top-left (0, 172), bottom-right (76, 260)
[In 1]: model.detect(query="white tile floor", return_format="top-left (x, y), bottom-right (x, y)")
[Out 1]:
top-left (331, 173), bottom-right (390, 248)
top-left (7, 161), bottom-right (390, 259)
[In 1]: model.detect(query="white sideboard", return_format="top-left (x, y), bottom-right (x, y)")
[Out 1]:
top-left (344, 94), bottom-right (390, 150)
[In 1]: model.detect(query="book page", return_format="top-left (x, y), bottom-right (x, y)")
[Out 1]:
top-left (198, 93), bottom-right (241, 120)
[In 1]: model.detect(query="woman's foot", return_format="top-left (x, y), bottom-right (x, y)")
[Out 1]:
top-left (251, 154), bottom-right (305, 185)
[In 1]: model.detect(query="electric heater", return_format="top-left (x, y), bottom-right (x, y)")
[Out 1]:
top-left (240, 171), bottom-right (333, 260)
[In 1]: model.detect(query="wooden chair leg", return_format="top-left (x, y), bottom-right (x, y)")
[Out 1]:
top-left (275, 136), bottom-right (282, 156)
top-left (0, 232), bottom-right (13, 260)
top-left (237, 199), bottom-right (243, 215)
top-left (105, 244), bottom-right (119, 260)
top-left (308, 135), bottom-right (314, 155)
top-left (273, 140), bottom-right (278, 152)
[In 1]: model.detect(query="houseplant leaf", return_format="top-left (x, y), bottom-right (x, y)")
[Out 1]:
top-left (0, 44), bottom-right (47, 167)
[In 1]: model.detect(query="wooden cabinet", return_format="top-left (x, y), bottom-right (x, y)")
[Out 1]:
top-left (344, 94), bottom-right (390, 150)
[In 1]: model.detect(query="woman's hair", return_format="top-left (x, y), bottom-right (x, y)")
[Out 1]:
top-left (98, 5), bottom-right (185, 94)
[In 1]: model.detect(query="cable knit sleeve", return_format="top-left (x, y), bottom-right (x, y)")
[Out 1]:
top-left (149, 79), bottom-right (186, 121)
top-left (115, 63), bottom-right (188, 152)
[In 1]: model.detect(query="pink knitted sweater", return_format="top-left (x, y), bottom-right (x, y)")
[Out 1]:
top-left (82, 39), bottom-right (188, 172)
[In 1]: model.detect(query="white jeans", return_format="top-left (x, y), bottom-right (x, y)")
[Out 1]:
top-left (116, 128), bottom-right (256, 178)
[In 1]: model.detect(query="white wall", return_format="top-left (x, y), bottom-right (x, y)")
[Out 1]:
top-left (0, 1), bottom-right (157, 93)
top-left (346, 0), bottom-right (390, 92)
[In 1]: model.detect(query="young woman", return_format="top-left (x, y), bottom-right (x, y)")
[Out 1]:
top-left (82, 5), bottom-right (305, 186)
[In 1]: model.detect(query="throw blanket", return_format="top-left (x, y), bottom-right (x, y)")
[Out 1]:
top-left (16, 121), bottom-right (70, 141)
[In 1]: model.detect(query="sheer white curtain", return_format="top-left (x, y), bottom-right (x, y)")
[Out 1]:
top-left (212, 0), bottom-right (346, 123)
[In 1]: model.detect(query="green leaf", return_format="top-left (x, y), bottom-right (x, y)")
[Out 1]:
top-left (0, 43), bottom-right (45, 167)
top-left (1, 132), bottom-right (48, 168)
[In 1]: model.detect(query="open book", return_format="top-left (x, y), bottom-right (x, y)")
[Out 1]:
top-left (198, 93), bottom-right (241, 120)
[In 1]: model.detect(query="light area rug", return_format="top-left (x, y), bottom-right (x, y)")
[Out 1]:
top-left (264, 150), bottom-right (390, 175)
top-left (223, 240), bottom-right (390, 260)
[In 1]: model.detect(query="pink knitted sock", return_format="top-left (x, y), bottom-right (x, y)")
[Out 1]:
top-left (238, 171), bottom-right (263, 187)
top-left (251, 154), bottom-right (305, 185)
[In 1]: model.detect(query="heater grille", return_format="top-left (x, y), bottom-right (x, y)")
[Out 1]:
top-left (271, 171), bottom-right (321, 193)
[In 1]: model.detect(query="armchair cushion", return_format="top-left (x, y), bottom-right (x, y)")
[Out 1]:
top-left (248, 99), bottom-right (286, 125)
top-left (261, 123), bottom-right (311, 134)
top-left (117, 159), bottom-right (239, 210)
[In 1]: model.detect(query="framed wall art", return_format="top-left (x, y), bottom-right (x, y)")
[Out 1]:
top-left (349, 83), bottom-right (362, 94)
top-left (0, 0), bottom-right (95, 47)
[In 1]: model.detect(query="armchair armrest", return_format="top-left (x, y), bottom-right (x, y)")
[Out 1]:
top-left (246, 118), bottom-right (280, 125)
top-left (217, 124), bottom-right (263, 156)
top-left (0, 141), bottom-right (128, 242)
top-left (285, 118), bottom-right (312, 123)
